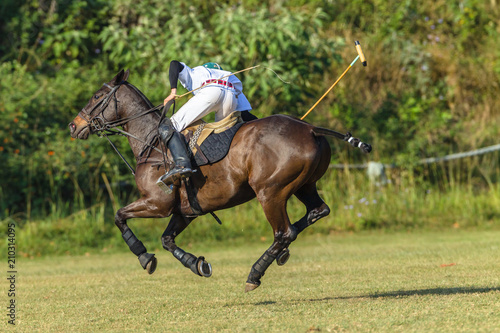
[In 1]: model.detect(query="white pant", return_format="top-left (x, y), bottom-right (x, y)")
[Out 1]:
top-left (171, 86), bottom-right (237, 132)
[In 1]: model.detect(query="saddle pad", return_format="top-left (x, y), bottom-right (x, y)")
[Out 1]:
top-left (193, 122), bottom-right (244, 166)
top-left (183, 111), bottom-right (242, 152)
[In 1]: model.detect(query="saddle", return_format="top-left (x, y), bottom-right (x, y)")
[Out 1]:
top-left (181, 111), bottom-right (244, 166)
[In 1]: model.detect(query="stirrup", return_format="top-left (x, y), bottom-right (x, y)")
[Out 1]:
top-left (156, 177), bottom-right (174, 194)
top-left (167, 166), bottom-right (193, 181)
top-left (157, 167), bottom-right (193, 187)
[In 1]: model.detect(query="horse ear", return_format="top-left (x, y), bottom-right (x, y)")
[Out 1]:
top-left (111, 69), bottom-right (124, 85)
top-left (111, 69), bottom-right (129, 85)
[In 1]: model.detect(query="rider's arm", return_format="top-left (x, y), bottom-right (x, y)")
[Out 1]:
top-left (164, 61), bottom-right (185, 105)
top-left (169, 60), bottom-right (185, 89)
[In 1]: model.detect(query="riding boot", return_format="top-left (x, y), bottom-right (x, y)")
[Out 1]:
top-left (156, 120), bottom-right (193, 192)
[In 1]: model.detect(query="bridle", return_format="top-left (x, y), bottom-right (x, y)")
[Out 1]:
top-left (78, 82), bottom-right (122, 131)
top-left (78, 81), bottom-right (167, 174)
top-left (79, 81), bottom-right (163, 136)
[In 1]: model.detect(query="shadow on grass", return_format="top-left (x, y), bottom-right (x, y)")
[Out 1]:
top-left (307, 286), bottom-right (500, 302)
top-left (235, 287), bottom-right (499, 307)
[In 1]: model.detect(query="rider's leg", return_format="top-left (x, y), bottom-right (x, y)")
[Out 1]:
top-left (215, 87), bottom-right (237, 122)
top-left (156, 117), bottom-right (193, 189)
top-left (156, 86), bottom-right (234, 190)
top-left (170, 86), bottom-right (223, 130)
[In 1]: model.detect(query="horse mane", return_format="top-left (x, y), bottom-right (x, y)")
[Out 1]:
top-left (121, 81), bottom-right (163, 158)
top-left (123, 81), bottom-right (155, 110)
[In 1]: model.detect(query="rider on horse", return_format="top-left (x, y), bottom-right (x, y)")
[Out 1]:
top-left (157, 61), bottom-right (255, 191)
top-left (70, 68), bottom-right (372, 289)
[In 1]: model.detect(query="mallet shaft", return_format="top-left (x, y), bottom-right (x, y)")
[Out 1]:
top-left (300, 40), bottom-right (367, 120)
top-left (300, 64), bottom-right (354, 120)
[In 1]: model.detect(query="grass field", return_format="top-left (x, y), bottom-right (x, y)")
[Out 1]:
top-left (7, 229), bottom-right (500, 332)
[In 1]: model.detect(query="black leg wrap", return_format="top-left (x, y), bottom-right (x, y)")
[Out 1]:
top-left (246, 251), bottom-right (277, 285)
top-left (122, 229), bottom-right (147, 256)
top-left (173, 248), bottom-right (200, 276)
top-left (293, 204), bottom-right (330, 234)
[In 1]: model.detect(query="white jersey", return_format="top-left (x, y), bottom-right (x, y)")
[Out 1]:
top-left (178, 62), bottom-right (252, 111)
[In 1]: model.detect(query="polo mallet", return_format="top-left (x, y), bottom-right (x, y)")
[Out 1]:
top-left (300, 40), bottom-right (367, 120)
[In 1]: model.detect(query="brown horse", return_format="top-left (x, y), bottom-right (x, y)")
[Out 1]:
top-left (69, 69), bottom-right (371, 292)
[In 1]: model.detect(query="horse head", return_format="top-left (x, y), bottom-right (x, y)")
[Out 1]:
top-left (69, 69), bottom-right (130, 140)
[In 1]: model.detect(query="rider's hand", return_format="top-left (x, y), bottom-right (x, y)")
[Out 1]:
top-left (163, 89), bottom-right (178, 105)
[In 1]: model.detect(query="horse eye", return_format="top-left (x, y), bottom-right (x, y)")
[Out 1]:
top-left (94, 95), bottom-right (100, 100)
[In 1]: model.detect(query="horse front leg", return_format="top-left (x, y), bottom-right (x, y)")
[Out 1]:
top-left (115, 197), bottom-right (169, 274)
top-left (161, 214), bottom-right (212, 278)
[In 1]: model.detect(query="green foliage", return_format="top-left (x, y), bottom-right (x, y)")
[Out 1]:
top-left (1, 1), bottom-right (100, 68)
top-left (315, 0), bottom-right (500, 164)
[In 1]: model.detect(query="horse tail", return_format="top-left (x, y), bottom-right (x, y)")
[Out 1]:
top-left (311, 126), bottom-right (346, 140)
top-left (312, 126), bottom-right (372, 154)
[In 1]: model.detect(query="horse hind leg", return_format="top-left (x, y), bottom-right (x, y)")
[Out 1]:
top-left (245, 199), bottom-right (297, 292)
top-left (245, 183), bottom-right (329, 292)
top-left (293, 182), bottom-right (330, 235)
top-left (272, 183), bottom-right (330, 267)
top-left (161, 214), bottom-right (212, 278)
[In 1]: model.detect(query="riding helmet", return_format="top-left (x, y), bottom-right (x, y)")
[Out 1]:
top-left (203, 62), bottom-right (223, 70)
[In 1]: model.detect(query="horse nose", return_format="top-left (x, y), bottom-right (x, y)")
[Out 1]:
top-left (68, 122), bottom-right (76, 134)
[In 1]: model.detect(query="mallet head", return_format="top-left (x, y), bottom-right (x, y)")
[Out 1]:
top-left (355, 41), bottom-right (367, 67)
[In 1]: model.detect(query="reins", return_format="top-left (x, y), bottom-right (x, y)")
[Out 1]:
top-left (85, 82), bottom-right (163, 133)
top-left (101, 131), bottom-right (137, 175)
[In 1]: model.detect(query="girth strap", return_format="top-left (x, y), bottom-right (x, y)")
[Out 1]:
top-left (184, 178), bottom-right (222, 224)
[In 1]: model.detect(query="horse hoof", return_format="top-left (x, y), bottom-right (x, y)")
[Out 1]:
top-left (138, 253), bottom-right (157, 274)
top-left (276, 248), bottom-right (290, 266)
top-left (245, 282), bottom-right (260, 293)
top-left (197, 257), bottom-right (212, 278)
top-left (146, 256), bottom-right (157, 275)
